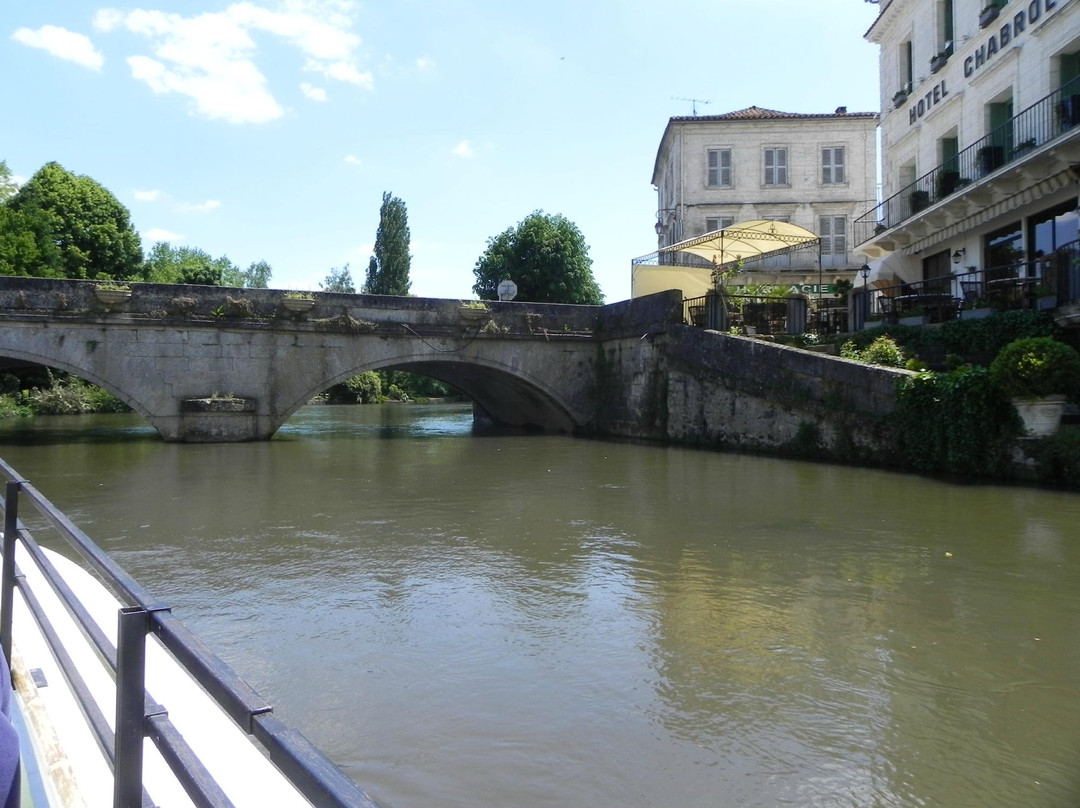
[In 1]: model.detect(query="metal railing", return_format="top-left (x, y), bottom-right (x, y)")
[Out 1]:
top-left (852, 242), bottom-right (1080, 330)
top-left (682, 292), bottom-right (815, 335)
top-left (0, 458), bottom-right (383, 808)
top-left (855, 76), bottom-right (1080, 246)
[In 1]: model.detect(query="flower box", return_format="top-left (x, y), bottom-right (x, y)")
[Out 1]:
top-left (979, 5), bottom-right (1000, 27)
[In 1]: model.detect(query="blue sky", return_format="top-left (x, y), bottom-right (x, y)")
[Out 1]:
top-left (2, 0), bottom-right (882, 301)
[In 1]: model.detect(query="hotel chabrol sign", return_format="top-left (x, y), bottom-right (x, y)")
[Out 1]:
top-left (907, 0), bottom-right (1060, 126)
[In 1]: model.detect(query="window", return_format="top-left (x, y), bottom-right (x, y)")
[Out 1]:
top-left (939, 0), bottom-right (954, 53)
top-left (705, 216), bottom-right (734, 233)
top-left (707, 149), bottom-right (732, 187)
top-left (822, 147), bottom-right (845, 184)
top-left (900, 39), bottom-right (913, 92)
top-left (984, 220), bottom-right (1023, 281)
top-left (819, 216), bottom-right (847, 255)
top-left (764, 148), bottom-right (787, 185)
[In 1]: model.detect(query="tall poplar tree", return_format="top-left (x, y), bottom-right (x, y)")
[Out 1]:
top-left (363, 191), bottom-right (411, 295)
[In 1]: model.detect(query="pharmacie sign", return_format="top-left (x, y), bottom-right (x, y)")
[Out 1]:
top-left (906, 0), bottom-right (1060, 126)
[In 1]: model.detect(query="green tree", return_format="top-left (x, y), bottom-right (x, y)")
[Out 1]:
top-left (143, 242), bottom-right (233, 285)
top-left (363, 191), bottom-right (411, 295)
top-left (472, 211), bottom-right (603, 304)
top-left (241, 259), bottom-right (272, 288)
top-left (0, 161), bottom-right (18, 203)
top-left (4, 162), bottom-right (142, 280)
top-left (220, 258), bottom-right (272, 288)
top-left (320, 264), bottom-right (356, 293)
top-left (0, 204), bottom-right (63, 277)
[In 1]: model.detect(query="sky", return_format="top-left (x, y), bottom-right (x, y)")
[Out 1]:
top-left (2, 0), bottom-right (883, 302)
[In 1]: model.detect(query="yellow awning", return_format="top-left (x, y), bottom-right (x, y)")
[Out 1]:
top-left (658, 219), bottom-right (820, 267)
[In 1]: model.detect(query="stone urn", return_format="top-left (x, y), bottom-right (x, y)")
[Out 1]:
top-left (282, 297), bottom-right (316, 312)
top-left (1012, 395), bottom-right (1067, 437)
top-left (459, 306), bottom-right (489, 322)
top-left (94, 287), bottom-right (132, 305)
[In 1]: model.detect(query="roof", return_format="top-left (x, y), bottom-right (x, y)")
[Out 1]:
top-left (667, 105), bottom-right (878, 123)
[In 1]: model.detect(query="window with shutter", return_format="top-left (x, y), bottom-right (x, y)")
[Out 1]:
top-left (819, 216), bottom-right (847, 255)
top-left (764, 148), bottom-right (787, 185)
top-left (822, 147), bottom-right (845, 184)
top-left (707, 149), bottom-right (732, 187)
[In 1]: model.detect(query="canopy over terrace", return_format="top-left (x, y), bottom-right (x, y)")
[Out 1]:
top-left (631, 220), bottom-right (822, 298)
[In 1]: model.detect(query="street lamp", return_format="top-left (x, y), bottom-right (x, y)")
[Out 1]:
top-left (860, 263), bottom-right (871, 290)
top-left (654, 208), bottom-right (677, 237)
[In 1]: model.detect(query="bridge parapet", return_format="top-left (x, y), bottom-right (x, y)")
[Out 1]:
top-left (0, 276), bottom-right (628, 339)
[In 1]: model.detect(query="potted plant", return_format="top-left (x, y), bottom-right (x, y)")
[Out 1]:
top-left (979, 2), bottom-right (1002, 28)
top-left (899, 306), bottom-right (929, 327)
top-left (892, 89), bottom-right (909, 109)
top-left (282, 291), bottom-right (316, 312)
top-left (930, 50), bottom-right (950, 74)
top-left (1010, 138), bottom-right (1037, 157)
top-left (459, 300), bottom-right (490, 321)
top-left (93, 280), bottom-right (132, 305)
top-left (909, 189), bottom-right (931, 213)
top-left (989, 337), bottom-right (1080, 436)
top-left (960, 298), bottom-right (994, 320)
top-left (1033, 284), bottom-right (1057, 311)
top-left (978, 145), bottom-right (1004, 174)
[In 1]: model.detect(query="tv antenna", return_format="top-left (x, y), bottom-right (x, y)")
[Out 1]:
top-left (673, 97), bottom-right (711, 116)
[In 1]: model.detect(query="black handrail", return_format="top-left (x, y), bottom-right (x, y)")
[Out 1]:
top-left (855, 76), bottom-right (1080, 245)
top-left (0, 458), bottom-right (383, 808)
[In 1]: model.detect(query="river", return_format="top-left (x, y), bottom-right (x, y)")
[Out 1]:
top-left (0, 404), bottom-right (1078, 808)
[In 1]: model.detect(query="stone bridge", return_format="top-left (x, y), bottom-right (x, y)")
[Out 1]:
top-left (0, 277), bottom-right (905, 463)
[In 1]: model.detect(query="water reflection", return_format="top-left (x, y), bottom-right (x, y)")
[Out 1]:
top-left (0, 406), bottom-right (1078, 808)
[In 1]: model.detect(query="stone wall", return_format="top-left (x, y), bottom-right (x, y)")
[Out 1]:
top-left (597, 325), bottom-right (908, 462)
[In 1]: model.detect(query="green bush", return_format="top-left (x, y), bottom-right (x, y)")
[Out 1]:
top-left (841, 335), bottom-right (906, 367)
top-left (893, 366), bottom-right (1020, 476)
top-left (0, 394), bottom-right (32, 419)
top-left (1025, 427), bottom-right (1080, 487)
top-left (989, 337), bottom-right (1080, 400)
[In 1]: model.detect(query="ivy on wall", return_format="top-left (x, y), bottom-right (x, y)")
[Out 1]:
top-left (893, 366), bottom-right (1021, 477)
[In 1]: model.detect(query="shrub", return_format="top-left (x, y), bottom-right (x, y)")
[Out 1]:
top-left (894, 366), bottom-right (1020, 476)
top-left (989, 337), bottom-right (1080, 400)
top-left (842, 335), bottom-right (906, 367)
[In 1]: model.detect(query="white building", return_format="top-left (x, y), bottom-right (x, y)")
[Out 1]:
top-left (639, 106), bottom-right (879, 298)
top-left (856, 0), bottom-right (1080, 312)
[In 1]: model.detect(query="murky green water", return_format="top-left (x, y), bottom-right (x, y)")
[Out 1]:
top-left (1, 404), bottom-right (1078, 808)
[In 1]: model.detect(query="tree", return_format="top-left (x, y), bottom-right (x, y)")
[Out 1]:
top-left (320, 264), bottom-right (356, 293)
top-left (240, 260), bottom-right (272, 288)
top-left (472, 211), bottom-right (603, 304)
top-left (363, 191), bottom-right (411, 295)
top-left (0, 161), bottom-right (18, 203)
top-left (4, 162), bottom-right (142, 280)
top-left (143, 242), bottom-right (237, 286)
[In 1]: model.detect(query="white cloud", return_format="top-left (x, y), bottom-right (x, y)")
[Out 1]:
top-left (452, 140), bottom-right (474, 158)
top-left (143, 228), bottom-right (183, 243)
top-left (344, 154), bottom-right (361, 166)
top-left (415, 56), bottom-right (434, 71)
top-left (93, 3), bottom-right (371, 124)
top-left (134, 189), bottom-right (163, 202)
top-left (300, 82), bottom-right (327, 101)
top-left (177, 199), bottom-right (222, 213)
top-left (12, 25), bottom-right (104, 70)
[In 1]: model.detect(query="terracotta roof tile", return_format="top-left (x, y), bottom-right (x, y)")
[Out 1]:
top-left (669, 105), bottom-right (877, 123)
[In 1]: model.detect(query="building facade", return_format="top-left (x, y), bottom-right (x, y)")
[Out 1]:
top-left (855, 0), bottom-right (1080, 308)
top-left (645, 106), bottom-right (879, 295)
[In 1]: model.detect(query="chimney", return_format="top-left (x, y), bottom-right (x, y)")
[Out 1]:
top-left (835, 106), bottom-right (847, 114)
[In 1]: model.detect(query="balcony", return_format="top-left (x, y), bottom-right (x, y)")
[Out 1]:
top-left (855, 77), bottom-right (1080, 251)
top-left (851, 240), bottom-right (1080, 331)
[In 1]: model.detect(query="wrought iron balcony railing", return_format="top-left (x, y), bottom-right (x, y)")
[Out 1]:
top-left (855, 76), bottom-right (1080, 247)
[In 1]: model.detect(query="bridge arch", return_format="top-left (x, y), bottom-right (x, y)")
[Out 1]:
top-left (0, 344), bottom-right (157, 424)
top-left (274, 352), bottom-right (583, 436)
